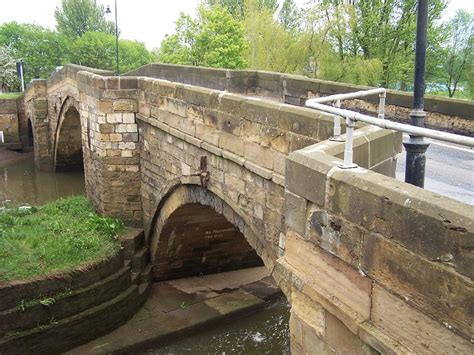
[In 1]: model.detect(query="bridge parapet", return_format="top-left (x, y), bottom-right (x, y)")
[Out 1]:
top-left (126, 63), bottom-right (474, 136)
top-left (277, 137), bottom-right (473, 353)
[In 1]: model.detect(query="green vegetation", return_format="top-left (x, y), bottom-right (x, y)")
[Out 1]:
top-left (158, 5), bottom-right (247, 69)
top-left (0, 196), bottom-right (123, 282)
top-left (159, 0), bottom-right (473, 99)
top-left (0, 0), bottom-right (153, 87)
top-left (0, 92), bottom-right (22, 100)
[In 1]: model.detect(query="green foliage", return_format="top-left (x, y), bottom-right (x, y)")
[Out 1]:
top-left (54, 0), bottom-right (115, 39)
top-left (60, 31), bottom-right (152, 74)
top-left (158, 13), bottom-right (199, 66)
top-left (0, 196), bottom-right (123, 282)
top-left (278, 0), bottom-right (301, 32)
top-left (437, 10), bottom-right (474, 97)
top-left (0, 92), bottom-right (23, 99)
top-left (206, 0), bottom-right (278, 19)
top-left (0, 22), bottom-right (70, 83)
top-left (196, 6), bottom-right (247, 69)
top-left (159, 5), bottom-right (247, 69)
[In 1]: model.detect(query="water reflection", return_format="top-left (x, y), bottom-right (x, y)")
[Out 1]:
top-left (0, 155), bottom-right (85, 206)
top-left (145, 296), bottom-right (290, 355)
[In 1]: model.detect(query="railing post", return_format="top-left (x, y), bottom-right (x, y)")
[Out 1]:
top-left (378, 91), bottom-right (386, 120)
top-left (330, 99), bottom-right (344, 142)
top-left (339, 117), bottom-right (358, 169)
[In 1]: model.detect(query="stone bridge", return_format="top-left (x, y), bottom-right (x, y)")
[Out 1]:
top-left (23, 63), bottom-right (473, 354)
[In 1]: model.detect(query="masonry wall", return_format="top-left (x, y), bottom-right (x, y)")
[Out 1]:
top-left (126, 63), bottom-right (474, 136)
top-left (276, 139), bottom-right (474, 354)
top-left (0, 97), bottom-right (23, 149)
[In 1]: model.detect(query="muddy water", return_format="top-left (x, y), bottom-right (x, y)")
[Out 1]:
top-left (145, 296), bottom-right (290, 355)
top-left (0, 154), bottom-right (85, 206)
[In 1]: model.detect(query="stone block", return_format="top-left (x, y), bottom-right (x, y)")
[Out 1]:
top-left (98, 100), bottom-right (113, 113)
top-left (201, 142), bottom-right (222, 157)
top-left (325, 311), bottom-right (377, 355)
top-left (122, 113), bottom-right (135, 124)
top-left (219, 132), bottom-right (244, 156)
top-left (284, 231), bottom-right (372, 330)
top-left (370, 284), bottom-right (473, 354)
top-left (244, 161), bottom-right (273, 180)
top-left (195, 123), bottom-right (219, 146)
top-left (242, 99), bottom-right (279, 128)
top-left (244, 141), bottom-right (273, 170)
top-left (113, 99), bottom-right (137, 112)
top-left (284, 191), bottom-right (307, 236)
top-left (222, 149), bottom-right (245, 166)
top-left (361, 232), bottom-right (473, 339)
top-left (329, 166), bottom-right (474, 280)
top-left (106, 113), bottom-right (122, 123)
top-left (285, 149), bottom-right (337, 207)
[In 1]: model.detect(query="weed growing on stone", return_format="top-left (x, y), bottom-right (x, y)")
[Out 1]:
top-left (0, 196), bottom-right (123, 282)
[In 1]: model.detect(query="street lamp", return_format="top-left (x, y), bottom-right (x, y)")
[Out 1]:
top-left (106, 1), bottom-right (119, 75)
top-left (403, 0), bottom-right (430, 188)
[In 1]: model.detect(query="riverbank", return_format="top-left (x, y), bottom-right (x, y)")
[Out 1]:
top-left (0, 196), bottom-right (123, 282)
top-left (68, 267), bottom-right (284, 354)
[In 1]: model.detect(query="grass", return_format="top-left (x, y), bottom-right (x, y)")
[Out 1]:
top-left (0, 196), bottom-right (123, 282)
top-left (0, 92), bottom-right (23, 100)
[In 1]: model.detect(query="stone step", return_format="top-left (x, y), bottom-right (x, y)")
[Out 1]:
top-left (132, 247), bottom-right (149, 273)
top-left (0, 266), bottom-right (132, 335)
top-left (0, 251), bottom-right (124, 313)
top-left (0, 284), bottom-right (141, 354)
top-left (119, 228), bottom-right (145, 261)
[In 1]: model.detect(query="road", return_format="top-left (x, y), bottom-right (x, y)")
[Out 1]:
top-left (396, 136), bottom-right (474, 206)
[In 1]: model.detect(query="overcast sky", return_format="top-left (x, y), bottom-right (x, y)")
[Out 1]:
top-left (0, 0), bottom-right (473, 50)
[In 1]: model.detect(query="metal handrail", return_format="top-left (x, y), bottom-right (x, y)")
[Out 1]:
top-left (306, 91), bottom-right (474, 169)
top-left (309, 88), bottom-right (386, 142)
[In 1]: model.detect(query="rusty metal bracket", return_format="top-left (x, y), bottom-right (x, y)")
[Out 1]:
top-left (184, 156), bottom-right (210, 188)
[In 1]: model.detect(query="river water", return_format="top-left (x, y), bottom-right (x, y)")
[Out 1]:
top-left (0, 153), bottom-right (85, 206)
top-left (145, 296), bottom-right (290, 354)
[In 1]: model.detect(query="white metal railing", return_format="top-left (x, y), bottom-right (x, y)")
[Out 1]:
top-left (305, 90), bottom-right (474, 169)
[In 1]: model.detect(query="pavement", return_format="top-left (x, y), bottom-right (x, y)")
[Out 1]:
top-left (396, 136), bottom-right (474, 205)
top-left (67, 267), bottom-right (281, 354)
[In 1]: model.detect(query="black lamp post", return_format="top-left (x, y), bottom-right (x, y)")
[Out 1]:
top-left (106, 1), bottom-right (119, 75)
top-left (403, 0), bottom-right (430, 188)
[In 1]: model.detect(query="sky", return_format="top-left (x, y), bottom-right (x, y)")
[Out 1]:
top-left (0, 0), bottom-right (473, 50)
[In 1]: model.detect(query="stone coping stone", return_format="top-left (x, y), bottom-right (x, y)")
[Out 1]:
top-left (67, 266), bottom-right (282, 354)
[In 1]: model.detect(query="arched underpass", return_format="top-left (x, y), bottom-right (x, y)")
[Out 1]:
top-left (153, 202), bottom-right (264, 281)
top-left (54, 105), bottom-right (84, 172)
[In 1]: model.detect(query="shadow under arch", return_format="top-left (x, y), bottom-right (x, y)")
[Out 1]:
top-left (148, 183), bottom-right (274, 282)
top-left (53, 97), bottom-right (84, 172)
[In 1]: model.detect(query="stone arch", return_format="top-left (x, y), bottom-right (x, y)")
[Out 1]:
top-left (53, 97), bottom-right (84, 172)
top-left (148, 183), bottom-right (274, 281)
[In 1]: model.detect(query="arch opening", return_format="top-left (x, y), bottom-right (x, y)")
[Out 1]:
top-left (55, 105), bottom-right (83, 172)
top-left (151, 187), bottom-right (265, 281)
top-left (27, 118), bottom-right (34, 148)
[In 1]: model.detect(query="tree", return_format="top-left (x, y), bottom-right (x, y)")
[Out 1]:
top-left (54, 0), bottom-right (115, 38)
top-left (195, 6), bottom-right (247, 68)
top-left (70, 31), bottom-right (152, 73)
top-left (206, 0), bottom-right (278, 19)
top-left (157, 13), bottom-right (199, 65)
top-left (278, 0), bottom-right (301, 32)
top-left (440, 10), bottom-right (473, 97)
top-left (0, 22), bottom-right (71, 83)
top-left (0, 46), bottom-right (18, 90)
top-left (158, 5), bottom-right (247, 69)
